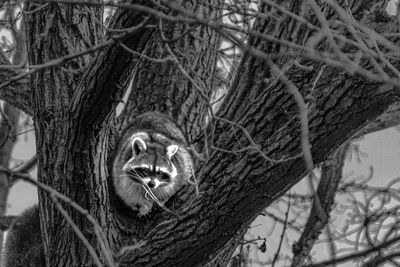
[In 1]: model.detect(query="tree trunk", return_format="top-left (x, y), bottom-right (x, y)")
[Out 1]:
top-left (24, 0), bottom-right (222, 265)
top-left (24, 2), bottom-right (107, 265)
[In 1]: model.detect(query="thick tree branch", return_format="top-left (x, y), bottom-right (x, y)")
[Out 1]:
top-left (117, 1), bottom-right (400, 266)
top-left (68, 11), bottom-right (152, 132)
top-left (352, 101), bottom-right (400, 139)
top-left (116, 0), bottom-right (222, 140)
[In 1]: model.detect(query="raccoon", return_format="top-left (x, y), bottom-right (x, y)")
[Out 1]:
top-left (3, 206), bottom-right (45, 267)
top-left (112, 112), bottom-right (195, 216)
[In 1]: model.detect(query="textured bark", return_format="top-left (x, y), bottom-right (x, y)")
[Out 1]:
top-left (203, 230), bottom-right (246, 267)
top-left (117, 1), bottom-right (222, 141)
top-left (353, 101), bottom-right (400, 138)
top-left (24, 0), bottom-right (222, 266)
top-left (111, 0), bottom-right (224, 258)
top-left (24, 2), bottom-right (106, 266)
top-left (116, 1), bottom-right (400, 266)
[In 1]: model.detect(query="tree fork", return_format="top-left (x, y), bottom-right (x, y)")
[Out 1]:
top-left (25, 1), bottom-right (159, 265)
top-left (25, 0), bottom-right (222, 266)
top-left (19, 0), bottom-right (400, 266)
top-left (117, 1), bottom-right (400, 266)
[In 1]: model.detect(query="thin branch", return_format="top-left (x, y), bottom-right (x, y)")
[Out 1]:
top-left (118, 42), bottom-right (174, 64)
top-left (0, 215), bottom-right (17, 231)
top-left (36, 0), bottom-right (400, 90)
top-left (272, 192), bottom-right (292, 267)
top-left (363, 252), bottom-right (400, 267)
top-left (12, 155), bottom-right (37, 173)
top-left (11, 155), bottom-right (37, 185)
top-left (0, 48), bottom-right (32, 115)
top-left (0, 18), bottom-right (150, 91)
top-left (291, 145), bottom-right (348, 267)
top-left (304, 235), bottom-right (400, 267)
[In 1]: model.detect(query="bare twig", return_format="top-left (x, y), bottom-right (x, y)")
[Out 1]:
top-left (0, 215), bottom-right (17, 231)
top-left (272, 192), bottom-right (292, 267)
top-left (0, 17), bottom-right (150, 90)
top-left (304, 235), bottom-right (400, 267)
top-left (291, 145), bottom-right (348, 267)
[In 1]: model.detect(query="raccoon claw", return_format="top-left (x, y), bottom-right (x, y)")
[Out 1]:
top-left (138, 212), bottom-right (148, 218)
top-left (138, 205), bottom-right (151, 217)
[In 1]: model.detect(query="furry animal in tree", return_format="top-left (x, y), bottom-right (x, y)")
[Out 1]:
top-left (112, 112), bottom-right (195, 216)
top-left (3, 112), bottom-right (195, 266)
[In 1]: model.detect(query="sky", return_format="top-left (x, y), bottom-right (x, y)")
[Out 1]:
top-left (243, 126), bottom-right (400, 266)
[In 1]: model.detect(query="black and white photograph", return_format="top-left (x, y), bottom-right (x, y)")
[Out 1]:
top-left (1, 0), bottom-right (400, 266)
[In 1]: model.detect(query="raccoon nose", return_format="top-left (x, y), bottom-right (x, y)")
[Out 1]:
top-left (148, 180), bottom-right (155, 188)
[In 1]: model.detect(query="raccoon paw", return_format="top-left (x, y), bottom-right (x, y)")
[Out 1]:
top-left (138, 205), bottom-right (151, 217)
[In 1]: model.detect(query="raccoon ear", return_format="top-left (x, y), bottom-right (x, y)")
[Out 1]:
top-left (166, 144), bottom-right (178, 159)
top-left (131, 137), bottom-right (147, 156)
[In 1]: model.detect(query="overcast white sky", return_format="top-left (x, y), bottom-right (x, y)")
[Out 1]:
top-left (244, 126), bottom-right (400, 266)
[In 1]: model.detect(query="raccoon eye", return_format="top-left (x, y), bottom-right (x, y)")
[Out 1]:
top-left (134, 167), bottom-right (151, 177)
top-left (160, 172), bottom-right (170, 181)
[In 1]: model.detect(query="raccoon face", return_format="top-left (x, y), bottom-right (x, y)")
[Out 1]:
top-left (112, 114), bottom-right (196, 216)
top-left (123, 136), bottom-right (179, 189)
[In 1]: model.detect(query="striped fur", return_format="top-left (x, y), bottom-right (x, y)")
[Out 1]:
top-left (112, 113), bottom-right (194, 216)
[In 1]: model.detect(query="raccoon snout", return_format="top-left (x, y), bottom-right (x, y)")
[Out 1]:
top-left (148, 180), bottom-right (155, 188)
top-left (142, 177), bottom-right (160, 189)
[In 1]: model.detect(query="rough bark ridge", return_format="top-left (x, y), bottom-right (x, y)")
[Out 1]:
top-left (9, 0), bottom-right (400, 266)
top-left (25, 2), bottom-right (107, 266)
